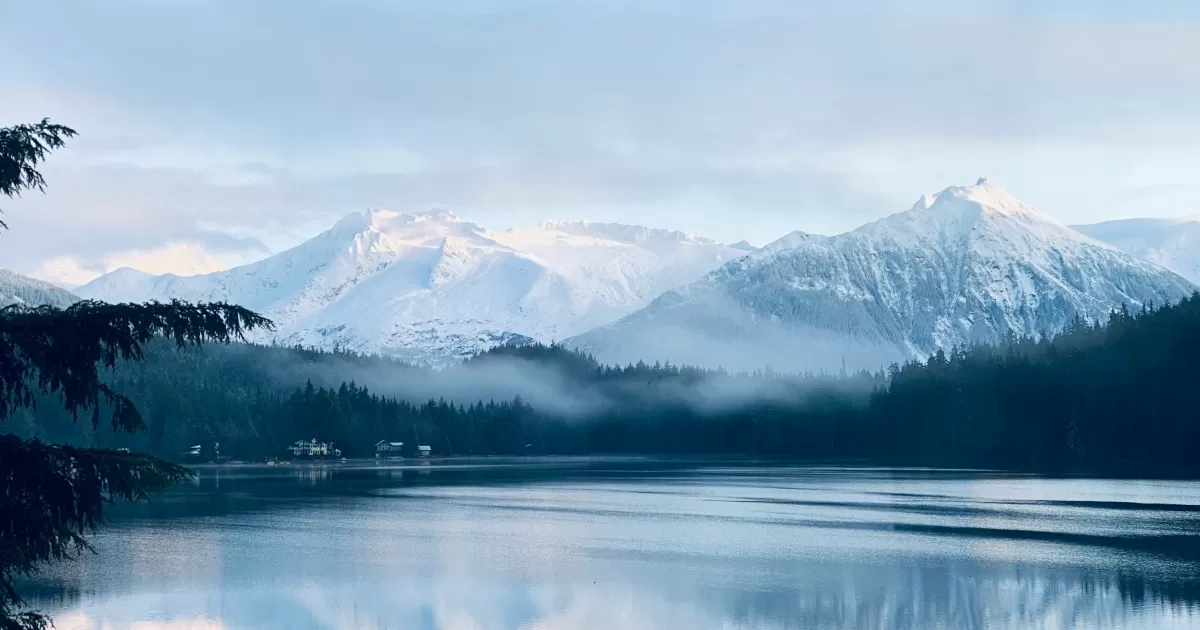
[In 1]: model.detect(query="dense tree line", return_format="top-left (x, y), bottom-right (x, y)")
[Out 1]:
top-left (572, 295), bottom-right (1200, 474)
top-left (865, 297), bottom-right (1200, 473)
top-left (11, 294), bottom-right (1200, 475)
top-left (6, 337), bottom-right (877, 461)
top-left (6, 344), bottom-right (545, 460)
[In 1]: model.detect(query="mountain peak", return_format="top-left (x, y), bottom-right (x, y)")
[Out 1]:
top-left (762, 230), bottom-right (827, 254)
top-left (910, 193), bottom-right (938, 211)
top-left (335, 208), bottom-right (463, 233)
top-left (905, 179), bottom-right (1060, 225)
top-left (363, 207), bottom-right (461, 227)
top-left (404, 208), bottom-right (459, 223)
top-left (911, 178), bottom-right (1014, 209)
top-left (103, 266), bottom-right (157, 279)
top-left (942, 178), bottom-right (1019, 207)
top-left (869, 180), bottom-right (1070, 250)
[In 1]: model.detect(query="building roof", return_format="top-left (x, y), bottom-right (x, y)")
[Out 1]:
top-left (417, 445), bottom-right (431, 450)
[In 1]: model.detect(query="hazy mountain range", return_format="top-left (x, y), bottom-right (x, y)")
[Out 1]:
top-left (4, 179), bottom-right (1185, 372)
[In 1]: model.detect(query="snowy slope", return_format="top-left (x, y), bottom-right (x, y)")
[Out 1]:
top-left (568, 180), bottom-right (1196, 373)
top-left (78, 210), bottom-right (744, 363)
top-left (761, 230), bottom-right (827, 254)
top-left (0, 269), bottom-right (79, 308)
top-left (1073, 217), bottom-right (1200, 284)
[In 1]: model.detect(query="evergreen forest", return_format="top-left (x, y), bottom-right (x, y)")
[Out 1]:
top-left (11, 294), bottom-right (1200, 475)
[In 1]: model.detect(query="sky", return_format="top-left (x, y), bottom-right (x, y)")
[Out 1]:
top-left (3, 0), bottom-right (1200, 286)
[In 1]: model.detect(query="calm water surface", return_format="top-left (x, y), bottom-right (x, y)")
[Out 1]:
top-left (24, 458), bottom-right (1200, 629)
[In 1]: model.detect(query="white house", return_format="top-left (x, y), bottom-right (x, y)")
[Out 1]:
top-left (417, 445), bottom-right (432, 458)
top-left (290, 439), bottom-right (341, 458)
top-left (375, 440), bottom-right (404, 458)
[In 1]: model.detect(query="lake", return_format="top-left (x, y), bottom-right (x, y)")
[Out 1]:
top-left (23, 458), bottom-right (1200, 629)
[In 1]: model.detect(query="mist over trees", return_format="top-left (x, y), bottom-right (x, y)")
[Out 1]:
top-left (13, 293), bottom-right (1200, 475)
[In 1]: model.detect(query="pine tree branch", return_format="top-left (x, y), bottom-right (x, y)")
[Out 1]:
top-left (0, 119), bottom-right (77, 229)
top-left (0, 436), bottom-right (192, 628)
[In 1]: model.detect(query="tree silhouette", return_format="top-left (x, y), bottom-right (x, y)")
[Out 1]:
top-left (0, 120), bottom-right (271, 630)
top-left (0, 119), bottom-right (76, 229)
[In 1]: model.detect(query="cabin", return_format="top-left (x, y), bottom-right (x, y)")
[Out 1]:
top-left (417, 445), bottom-right (432, 458)
top-left (289, 438), bottom-right (341, 458)
top-left (375, 440), bottom-right (404, 458)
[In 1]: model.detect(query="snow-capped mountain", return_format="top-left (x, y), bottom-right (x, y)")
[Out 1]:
top-left (761, 230), bottom-right (827, 254)
top-left (1073, 217), bottom-right (1200, 285)
top-left (720, 231), bottom-right (827, 259)
top-left (0, 269), bottom-right (78, 308)
top-left (78, 210), bottom-right (745, 363)
top-left (568, 180), bottom-right (1196, 373)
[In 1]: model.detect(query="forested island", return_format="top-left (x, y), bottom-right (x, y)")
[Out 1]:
top-left (12, 294), bottom-right (1200, 475)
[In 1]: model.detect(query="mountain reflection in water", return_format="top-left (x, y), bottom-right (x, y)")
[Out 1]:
top-left (23, 458), bottom-right (1200, 629)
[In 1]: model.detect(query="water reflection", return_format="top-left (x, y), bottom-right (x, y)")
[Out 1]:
top-left (375, 466), bottom-right (404, 481)
top-left (22, 460), bottom-right (1200, 629)
top-left (32, 569), bottom-right (1200, 629)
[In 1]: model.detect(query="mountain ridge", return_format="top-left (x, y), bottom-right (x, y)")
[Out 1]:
top-left (78, 209), bottom-right (746, 364)
top-left (567, 181), bottom-right (1196, 372)
top-left (1073, 217), bottom-right (1200, 285)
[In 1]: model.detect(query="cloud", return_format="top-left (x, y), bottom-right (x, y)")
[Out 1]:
top-left (38, 242), bottom-right (254, 288)
top-left (0, 161), bottom-right (277, 279)
top-left (36, 257), bottom-right (102, 289)
top-left (4, 0), bottom-right (1200, 278)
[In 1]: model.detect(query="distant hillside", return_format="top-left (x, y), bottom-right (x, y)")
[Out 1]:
top-left (0, 269), bottom-right (78, 308)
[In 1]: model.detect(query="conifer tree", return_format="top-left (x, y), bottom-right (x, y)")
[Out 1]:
top-left (0, 120), bottom-right (272, 630)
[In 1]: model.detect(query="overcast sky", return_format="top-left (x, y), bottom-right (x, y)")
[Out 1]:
top-left (3, 0), bottom-right (1200, 286)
